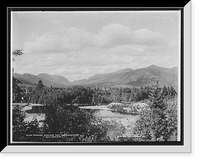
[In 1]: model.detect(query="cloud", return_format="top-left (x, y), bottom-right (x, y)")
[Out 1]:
top-left (134, 28), bottom-right (162, 40)
top-left (23, 33), bottom-right (69, 54)
top-left (23, 27), bottom-right (95, 54)
top-left (94, 24), bottom-right (168, 48)
top-left (94, 24), bottom-right (134, 47)
top-left (17, 23), bottom-right (178, 81)
top-left (133, 28), bottom-right (168, 45)
top-left (108, 45), bottom-right (145, 55)
top-left (23, 23), bottom-right (169, 55)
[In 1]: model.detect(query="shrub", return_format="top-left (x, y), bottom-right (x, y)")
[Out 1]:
top-left (43, 105), bottom-right (108, 142)
top-left (13, 106), bottom-right (41, 142)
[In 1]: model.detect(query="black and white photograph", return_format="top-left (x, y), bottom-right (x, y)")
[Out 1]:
top-left (10, 9), bottom-right (182, 144)
top-left (9, 7), bottom-right (186, 147)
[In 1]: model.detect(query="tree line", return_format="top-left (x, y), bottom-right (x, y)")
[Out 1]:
top-left (13, 78), bottom-right (177, 106)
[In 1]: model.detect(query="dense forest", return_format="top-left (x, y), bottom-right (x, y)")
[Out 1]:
top-left (13, 76), bottom-right (177, 106)
top-left (12, 76), bottom-right (178, 142)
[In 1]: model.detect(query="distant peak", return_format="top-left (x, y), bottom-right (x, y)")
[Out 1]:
top-left (146, 64), bottom-right (167, 69)
top-left (115, 68), bottom-right (133, 73)
top-left (122, 68), bottom-right (133, 71)
top-left (37, 73), bottom-right (49, 76)
top-left (144, 65), bottom-right (170, 71)
top-left (23, 73), bottom-right (35, 76)
top-left (148, 64), bottom-right (158, 68)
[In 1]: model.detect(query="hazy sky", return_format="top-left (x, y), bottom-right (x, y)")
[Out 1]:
top-left (12, 11), bottom-right (180, 81)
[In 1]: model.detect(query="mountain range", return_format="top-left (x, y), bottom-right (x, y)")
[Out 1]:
top-left (13, 65), bottom-right (178, 89)
top-left (13, 73), bottom-right (71, 88)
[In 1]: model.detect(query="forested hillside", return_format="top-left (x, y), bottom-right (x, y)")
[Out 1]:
top-left (14, 65), bottom-right (178, 90)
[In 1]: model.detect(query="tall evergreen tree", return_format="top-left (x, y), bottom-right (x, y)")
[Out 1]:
top-left (134, 82), bottom-right (168, 141)
top-left (148, 82), bottom-right (166, 112)
top-left (148, 82), bottom-right (167, 140)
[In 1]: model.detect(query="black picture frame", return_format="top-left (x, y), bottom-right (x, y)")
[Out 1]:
top-left (2, 2), bottom-right (191, 152)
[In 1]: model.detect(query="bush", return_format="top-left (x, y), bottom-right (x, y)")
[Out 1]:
top-left (12, 106), bottom-right (41, 142)
top-left (43, 105), bottom-right (109, 142)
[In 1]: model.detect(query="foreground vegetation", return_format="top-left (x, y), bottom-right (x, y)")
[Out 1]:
top-left (12, 77), bottom-right (178, 142)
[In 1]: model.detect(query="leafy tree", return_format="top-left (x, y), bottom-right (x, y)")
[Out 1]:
top-left (12, 106), bottom-right (41, 141)
top-left (13, 77), bottom-right (24, 102)
top-left (129, 88), bottom-right (135, 102)
top-left (43, 105), bottom-right (108, 142)
top-left (109, 88), bottom-right (121, 102)
top-left (135, 90), bottom-right (142, 101)
top-left (12, 106), bottom-right (26, 141)
top-left (12, 49), bottom-right (25, 102)
top-left (12, 49), bottom-right (24, 61)
top-left (36, 80), bottom-right (44, 90)
top-left (12, 49), bottom-right (24, 56)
